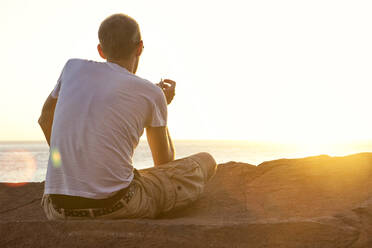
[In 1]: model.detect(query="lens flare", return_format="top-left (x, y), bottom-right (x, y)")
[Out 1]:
top-left (51, 148), bottom-right (62, 168)
top-left (0, 150), bottom-right (37, 187)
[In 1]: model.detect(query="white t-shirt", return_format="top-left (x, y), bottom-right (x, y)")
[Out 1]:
top-left (44, 59), bottom-right (167, 199)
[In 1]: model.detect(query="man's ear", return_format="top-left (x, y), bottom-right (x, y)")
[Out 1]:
top-left (97, 44), bottom-right (106, 59)
top-left (136, 40), bottom-right (143, 57)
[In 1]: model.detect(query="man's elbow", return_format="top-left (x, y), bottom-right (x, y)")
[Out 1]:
top-left (38, 116), bottom-right (44, 126)
top-left (38, 115), bottom-right (44, 128)
top-left (38, 115), bottom-right (49, 129)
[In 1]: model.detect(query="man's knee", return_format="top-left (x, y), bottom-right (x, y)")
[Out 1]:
top-left (191, 152), bottom-right (217, 181)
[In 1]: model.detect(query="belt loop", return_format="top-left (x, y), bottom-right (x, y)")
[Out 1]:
top-left (41, 194), bottom-right (45, 207)
top-left (89, 209), bottom-right (94, 218)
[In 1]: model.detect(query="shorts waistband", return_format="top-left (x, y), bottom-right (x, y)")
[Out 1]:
top-left (49, 170), bottom-right (139, 209)
top-left (49, 183), bottom-right (136, 218)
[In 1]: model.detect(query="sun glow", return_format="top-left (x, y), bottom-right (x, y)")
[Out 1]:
top-left (1, 0), bottom-right (372, 145)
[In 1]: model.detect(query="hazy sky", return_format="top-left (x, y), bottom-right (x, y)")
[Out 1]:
top-left (1, 0), bottom-right (371, 144)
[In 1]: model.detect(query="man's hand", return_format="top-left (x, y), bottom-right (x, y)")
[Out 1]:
top-left (157, 79), bottom-right (176, 105)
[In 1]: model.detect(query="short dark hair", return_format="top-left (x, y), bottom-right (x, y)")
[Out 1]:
top-left (98, 13), bottom-right (141, 60)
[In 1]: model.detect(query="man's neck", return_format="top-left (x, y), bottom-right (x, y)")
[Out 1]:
top-left (108, 59), bottom-right (135, 73)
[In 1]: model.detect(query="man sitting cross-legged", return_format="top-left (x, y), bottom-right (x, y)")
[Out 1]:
top-left (38, 13), bottom-right (217, 220)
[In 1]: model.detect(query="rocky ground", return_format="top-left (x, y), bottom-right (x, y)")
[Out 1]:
top-left (1, 153), bottom-right (372, 247)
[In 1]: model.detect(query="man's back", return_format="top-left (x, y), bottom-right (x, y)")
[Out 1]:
top-left (45, 58), bottom-right (167, 199)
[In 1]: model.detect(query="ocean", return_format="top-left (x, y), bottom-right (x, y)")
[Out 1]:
top-left (1, 140), bottom-right (371, 183)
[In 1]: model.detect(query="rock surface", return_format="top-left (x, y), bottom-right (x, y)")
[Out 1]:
top-left (1, 153), bottom-right (372, 247)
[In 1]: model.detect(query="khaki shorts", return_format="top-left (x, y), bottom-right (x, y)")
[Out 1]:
top-left (42, 152), bottom-right (217, 220)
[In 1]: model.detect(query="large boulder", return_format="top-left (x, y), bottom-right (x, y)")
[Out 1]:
top-left (1, 153), bottom-right (371, 247)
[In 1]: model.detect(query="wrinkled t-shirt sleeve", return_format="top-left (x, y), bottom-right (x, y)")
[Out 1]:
top-left (51, 60), bottom-right (69, 99)
top-left (146, 87), bottom-right (168, 127)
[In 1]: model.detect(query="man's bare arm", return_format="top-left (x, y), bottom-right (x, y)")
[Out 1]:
top-left (147, 78), bottom-right (176, 166)
top-left (146, 126), bottom-right (175, 166)
top-left (38, 93), bottom-right (57, 146)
